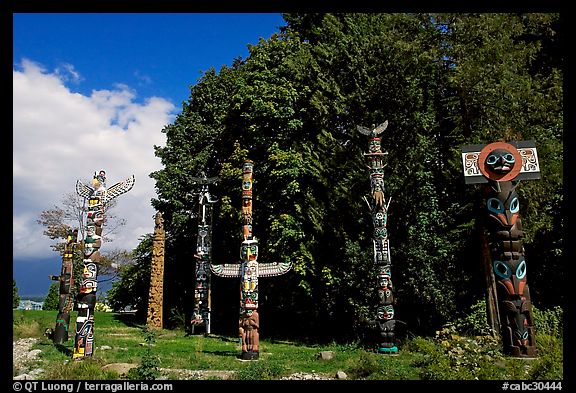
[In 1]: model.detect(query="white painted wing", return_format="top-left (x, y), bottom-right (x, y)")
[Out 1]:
top-left (259, 262), bottom-right (292, 277)
top-left (76, 180), bottom-right (94, 200)
top-left (210, 263), bottom-right (242, 278)
top-left (104, 175), bottom-right (135, 203)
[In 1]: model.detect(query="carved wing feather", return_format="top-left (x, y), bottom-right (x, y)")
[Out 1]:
top-left (76, 180), bottom-right (94, 200)
top-left (357, 125), bottom-right (372, 136)
top-left (104, 175), bottom-right (135, 203)
top-left (357, 121), bottom-right (388, 137)
top-left (210, 263), bottom-right (242, 278)
top-left (258, 262), bottom-right (292, 277)
top-left (373, 120), bottom-right (388, 135)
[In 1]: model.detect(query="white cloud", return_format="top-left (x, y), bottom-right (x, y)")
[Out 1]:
top-left (13, 58), bottom-right (176, 261)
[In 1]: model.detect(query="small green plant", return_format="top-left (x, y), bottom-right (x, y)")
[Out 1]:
top-left (42, 358), bottom-right (119, 380)
top-left (235, 360), bottom-right (285, 380)
top-left (453, 299), bottom-right (493, 336)
top-left (533, 305), bottom-right (563, 338)
top-left (528, 334), bottom-right (563, 380)
top-left (127, 326), bottom-right (160, 380)
top-left (346, 351), bottom-right (381, 379)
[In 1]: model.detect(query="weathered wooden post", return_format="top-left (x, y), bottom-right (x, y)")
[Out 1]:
top-left (461, 141), bottom-right (540, 357)
top-left (358, 121), bottom-right (398, 354)
top-left (211, 160), bottom-right (291, 360)
top-left (147, 212), bottom-right (166, 329)
top-left (190, 173), bottom-right (218, 335)
top-left (73, 170), bottom-right (135, 359)
top-left (49, 228), bottom-right (78, 344)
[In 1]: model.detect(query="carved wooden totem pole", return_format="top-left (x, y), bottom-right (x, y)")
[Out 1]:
top-left (49, 228), bottom-right (78, 344)
top-left (462, 141), bottom-right (540, 358)
top-left (73, 170), bottom-right (135, 359)
top-left (211, 160), bottom-right (291, 360)
top-left (147, 212), bottom-right (165, 329)
top-left (358, 121), bottom-right (398, 354)
top-left (190, 173), bottom-right (218, 334)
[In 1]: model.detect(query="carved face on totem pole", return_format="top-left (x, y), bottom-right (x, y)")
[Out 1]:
top-left (196, 263), bottom-right (208, 283)
top-left (486, 149), bottom-right (516, 174)
top-left (368, 137), bottom-right (383, 153)
top-left (241, 239), bottom-right (258, 262)
top-left (92, 170), bottom-right (106, 189)
top-left (376, 305), bottom-right (395, 321)
top-left (240, 239), bottom-right (259, 310)
top-left (485, 181), bottom-right (520, 230)
top-left (493, 256), bottom-right (528, 298)
top-left (501, 299), bottom-right (532, 348)
top-left (478, 142), bottom-right (522, 182)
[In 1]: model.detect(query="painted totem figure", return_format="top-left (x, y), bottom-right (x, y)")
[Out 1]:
top-left (190, 173), bottom-right (218, 334)
top-left (462, 141), bottom-right (540, 358)
top-left (147, 212), bottom-right (165, 329)
top-left (358, 121), bottom-right (398, 354)
top-left (211, 160), bottom-right (291, 360)
top-left (49, 228), bottom-right (79, 344)
top-left (73, 170), bottom-right (135, 359)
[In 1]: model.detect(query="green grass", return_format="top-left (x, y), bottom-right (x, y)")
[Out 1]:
top-left (13, 310), bottom-right (563, 381)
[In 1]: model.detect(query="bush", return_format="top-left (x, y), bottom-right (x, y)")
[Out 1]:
top-left (127, 326), bottom-right (160, 380)
top-left (346, 351), bottom-right (381, 379)
top-left (235, 361), bottom-right (285, 380)
top-left (529, 334), bottom-right (563, 380)
top-left (95, 302), bottom-right (113, 312)
top-left (452, 299), bottom-right (493, 336)
top-left (533, 306), bottom-right (563, 338)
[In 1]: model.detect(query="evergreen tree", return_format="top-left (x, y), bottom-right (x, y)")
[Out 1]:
top-left (13, 279), bottom-right (20, 309)
top-left (43, 282), bottom-right (60, 311)
top-left (148, 13), bottom-right (562, 340)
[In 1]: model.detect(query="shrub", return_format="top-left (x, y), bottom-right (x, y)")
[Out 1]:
top-left (346, 351), bottom-right (381, 379)
top-left (235, 361), bottom-right (285, 380)
top-left (127, 326), bottom-right (160, 380)
top-left (528, 334), bottom-right (563, 380)
top-left (452, 299), bottom-right (493, 336)
top-left (533, 306), bottom-right (563, 338)
top-left (95, 302), bottom-right (113, 312)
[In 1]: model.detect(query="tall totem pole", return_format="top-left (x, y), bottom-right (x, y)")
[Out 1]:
top-left (147, 212), bottom-right (165, 329)
top-left (358, 121), bottom-right (398, 354)
top-left (73, 170), bottom-right (135, 359)
top-left (49, 228), bottom-right (79, 344)
top-left (461, 140), bottom-right (540, 358)
top-left (211, 160), bottom-right (292, 360)
top-left (190, 173), bottom-right (218, 335)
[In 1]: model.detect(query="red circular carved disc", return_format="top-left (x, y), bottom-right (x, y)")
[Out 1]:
top-left (478, 141), bottom-right (522, 182)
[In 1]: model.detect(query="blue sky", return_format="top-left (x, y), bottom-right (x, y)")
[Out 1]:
top-left (13, 13), bottom-right (286, 297)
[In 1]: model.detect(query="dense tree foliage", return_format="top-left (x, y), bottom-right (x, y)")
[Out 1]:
top-left (115, 13), bottom-right (561, 342)
top-left (107, 235), bottom-right (153, 321)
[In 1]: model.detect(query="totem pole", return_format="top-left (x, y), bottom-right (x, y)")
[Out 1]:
top-left (461, 140), bottom-right (540, 358)
top-left (48, 228), bottom-right (78, 344)
top-left (358, 121), bottom-right (398, 354)
top-left (211, 160), bottom-right (291, 360)
top-left (147, 212), bottom-right (165, 329)
top-left (190, 173), bottom-right (218, 335)
top-left (73, 170), bottom-right (135, 359)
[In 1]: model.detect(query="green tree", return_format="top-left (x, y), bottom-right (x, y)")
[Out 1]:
top-left (43, 282), bottom-right (60, 311)
top-left (150, 13), bottom-right (562, 340)
top-left (107, 235), bottom-right (152, 321)
top-left (13, 279), bottom-right (20, 309)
